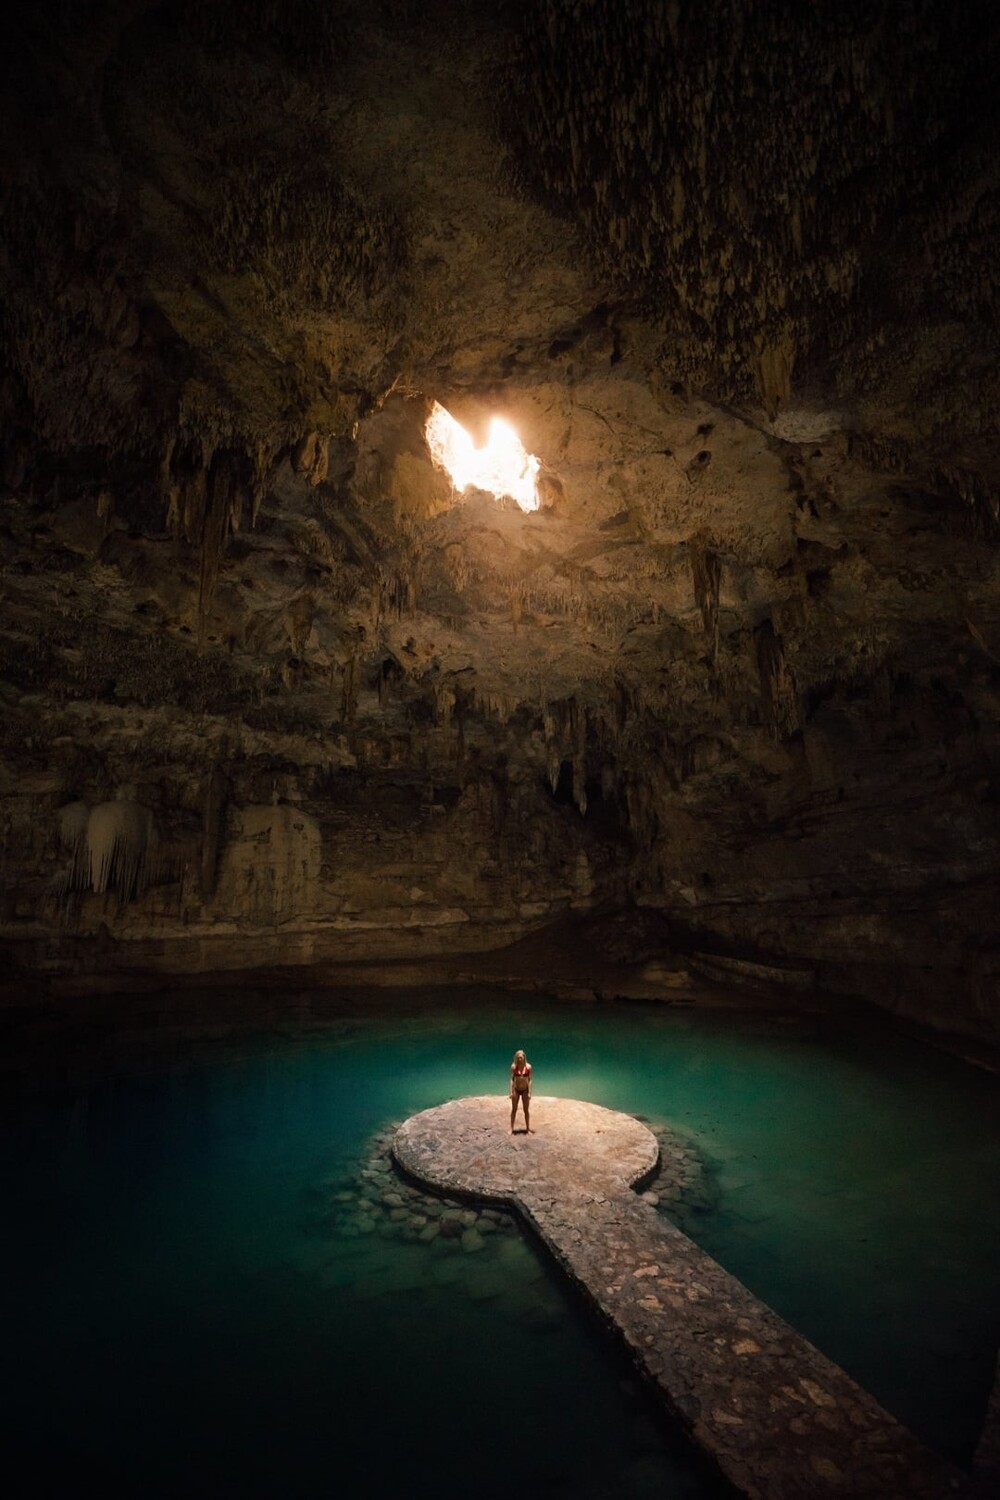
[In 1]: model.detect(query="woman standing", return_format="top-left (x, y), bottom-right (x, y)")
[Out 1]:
top-left (510, 1049), bottom-right (532, 1134)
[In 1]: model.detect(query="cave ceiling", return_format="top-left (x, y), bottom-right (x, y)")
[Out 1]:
top-left (1, 0), bottom-right (998, 1034)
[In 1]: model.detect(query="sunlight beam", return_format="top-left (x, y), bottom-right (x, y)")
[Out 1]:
top-left (425, 401), bottom-right (540, 512)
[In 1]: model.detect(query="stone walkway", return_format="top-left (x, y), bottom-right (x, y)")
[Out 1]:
top-left (393, 1095), bottom-right (969, 1500)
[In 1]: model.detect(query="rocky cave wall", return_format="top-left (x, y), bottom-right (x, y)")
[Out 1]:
top-left (0, 0), bottom-right (997, 1041)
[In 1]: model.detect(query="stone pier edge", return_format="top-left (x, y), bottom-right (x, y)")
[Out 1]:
top-left (392, 1096), bottom-right (973, 1500)
top-left (390, 1147), bottom-right (734, 1484)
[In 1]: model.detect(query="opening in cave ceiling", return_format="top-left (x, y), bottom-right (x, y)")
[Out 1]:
top-left (425, 400), bottom-right (540, 511)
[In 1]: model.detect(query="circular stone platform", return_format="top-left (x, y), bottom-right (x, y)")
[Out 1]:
top-left (392, 1094), bottom-right (659, 1202)
top-left (393, 1096), bottom-right (964, 1500)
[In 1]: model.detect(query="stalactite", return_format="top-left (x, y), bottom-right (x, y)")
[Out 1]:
top-left (340, 655), bottom-right (358, 723)
top-left (85, 801), bottom-right (157, 903)
top-left (287, 592), bottom-right (315, 658)
top-left (96, 488), bottom-right (113, 533)
top-left (499, 0), bottom-right (993, 414)
top-left (292, 431), bottom-right (330, 486)
top-left (753, 330), bottom-right (795, 419)
top-left (162, 441), bottom-right (274, 644)
top-left (200, 767), bottom-right (229, 901)
top-left (490, 759), bottom-right (509, 839)
top-left (377, 656), bottom-right (399, 707)
top-left (375, 564), bottom-right (416, 623)
top-left (936, 466), bottom-right (1000, 539)
top-left (57, 801), bottom-right (90, 891)
top-left (754, 619), bottom-right (799, 740)
top-left (573, 697), bottom-right (588, 815)
top-left (197, 463), bottom-right (231, 649)
top-left (690, 535), bottom-right (721, 666)
top-left (542, 705), bottom-right (560, 791)
top-left (434, 684), bottom-right (455, 727)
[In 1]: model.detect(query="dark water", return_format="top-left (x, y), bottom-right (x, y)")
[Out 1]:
top-left (1, 991), bottom-right (998, 1497)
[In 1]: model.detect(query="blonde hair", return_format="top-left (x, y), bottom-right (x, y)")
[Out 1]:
top-left (512, 1049), bottom-right (527, 1066)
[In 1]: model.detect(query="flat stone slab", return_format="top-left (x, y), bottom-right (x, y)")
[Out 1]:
top-left (394, 1096), bottom-right (968, 1500)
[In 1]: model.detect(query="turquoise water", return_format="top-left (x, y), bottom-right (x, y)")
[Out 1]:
top-left (1, 991), bottom-right (998, 1497)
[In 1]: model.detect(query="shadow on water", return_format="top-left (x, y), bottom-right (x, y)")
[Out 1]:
top-left (0, 986), bottom-right (997, 1495)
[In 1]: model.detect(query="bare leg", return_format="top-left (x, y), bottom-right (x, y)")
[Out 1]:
top-left (524, 1095), bottom-right (531, 1133)
top-left (510, 1094), bottom-right (517, 1132)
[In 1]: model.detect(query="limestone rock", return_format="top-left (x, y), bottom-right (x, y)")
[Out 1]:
top-left (0, 0), bottom-right (996, 1043)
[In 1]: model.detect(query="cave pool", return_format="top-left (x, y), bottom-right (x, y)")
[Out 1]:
top-left (1, 988), bottom-right (997, 1498)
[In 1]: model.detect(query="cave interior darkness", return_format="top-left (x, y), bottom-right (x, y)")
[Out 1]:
top-left (0, 0), bottom-right (999, 1495)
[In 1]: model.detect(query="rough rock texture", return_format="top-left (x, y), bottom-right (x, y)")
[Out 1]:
top-left (1, 1), bottom-right (997, 1040)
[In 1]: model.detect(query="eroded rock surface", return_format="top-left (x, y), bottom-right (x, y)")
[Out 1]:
top-left (0, 2), bottom-right (997, 1040)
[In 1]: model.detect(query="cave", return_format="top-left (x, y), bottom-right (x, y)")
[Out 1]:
top-left (1, 1), bottom-right (998, 1496)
